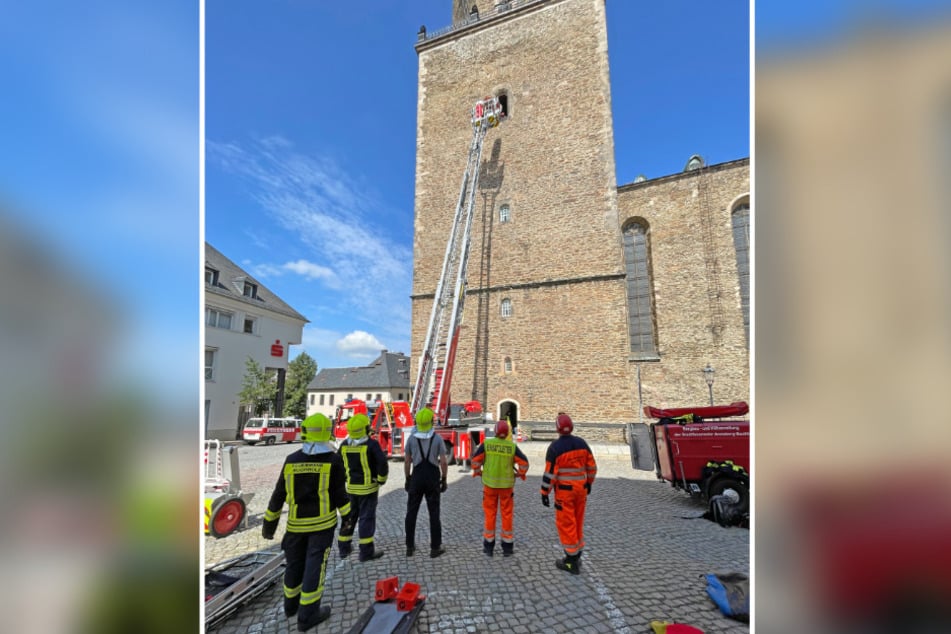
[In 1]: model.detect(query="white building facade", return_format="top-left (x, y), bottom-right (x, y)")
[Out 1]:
top-left (204, 244), bottom-right (308, 440)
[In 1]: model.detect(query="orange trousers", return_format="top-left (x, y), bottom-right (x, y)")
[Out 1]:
top-left (482, 485), bottom-right (514, 544)
top-left (554, 486), bottom-right (587, 555)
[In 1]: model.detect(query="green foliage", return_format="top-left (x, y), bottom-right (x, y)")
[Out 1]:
top-left (238, 357), bottom-right (274, 416)
top-left (284, 352), bottom-right (318, 419)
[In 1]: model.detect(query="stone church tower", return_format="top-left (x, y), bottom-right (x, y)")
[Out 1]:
top-left (412, 0), bottom-right (750, 439)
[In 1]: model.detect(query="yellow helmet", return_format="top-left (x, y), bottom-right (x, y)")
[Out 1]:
top-left (415, 407), bottom-right (434, 433)
top-left (301, 413), bottom-right (333, 443)
top-left (347, 414), bottom-right (370, 440)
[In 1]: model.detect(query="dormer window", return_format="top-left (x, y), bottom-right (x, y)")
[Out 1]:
top-left (243, 281), bottom-right (258, 299)
top-left (205, 267), bottom-right (219, 286)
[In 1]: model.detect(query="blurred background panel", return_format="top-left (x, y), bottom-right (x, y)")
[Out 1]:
top-left (0, 1), bottom-right (198, 631)
top-left (756, 2), bottom-right (951, 631)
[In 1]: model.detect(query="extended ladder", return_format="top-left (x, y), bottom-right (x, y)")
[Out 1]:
top-left (411, 96), bottom-right (505, 422)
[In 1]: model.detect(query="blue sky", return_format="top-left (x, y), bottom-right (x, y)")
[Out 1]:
top-left (205, 0), bottom-right (751, 371)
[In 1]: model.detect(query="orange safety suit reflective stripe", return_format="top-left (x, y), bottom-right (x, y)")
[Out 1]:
top-left (540, 434), bottom-right (596, 555)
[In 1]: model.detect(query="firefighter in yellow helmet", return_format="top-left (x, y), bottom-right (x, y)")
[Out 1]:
top-left (262, 413), bottom-right (352, 630)
top-left (471, 419), bottom-right (529, 556)
top-left (336, 413), bottom-right (388, 561)
top-left (403, 407), bottom-right (449, 558)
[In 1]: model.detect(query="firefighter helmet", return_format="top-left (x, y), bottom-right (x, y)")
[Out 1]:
top-left (301, 413), bottom-right (333, 443)
top-left (555, 413), bottom-right (573, 435)
top-left (415, 407), bottom-right (435, 433)
top-left (347, 413), bottom-right (370, 440)
top-left (495, 420), bottom-right (510, 439)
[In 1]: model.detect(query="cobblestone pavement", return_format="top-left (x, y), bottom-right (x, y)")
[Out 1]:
top-left (205, 441), bottom-right (749, 633)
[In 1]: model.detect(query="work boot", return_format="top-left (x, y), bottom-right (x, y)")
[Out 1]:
top-left (430, 545), bottom-right (446, 559)
top-left (555, 553), bottom-right (581, 575)
top-left (406, 545), bottom-right (416, 557)
top-left (501, 542), bottom-right (514, 557)
top-left (338, 543), bottom-right (352, 559)
top-left (359, 545), bottom-right (385, 562)
top-left (483, 540), bottom-right (495, 557)
top-left (284, 597), bottom-right (300, 618)
top-left (297, 606), bottom-right (331, 632)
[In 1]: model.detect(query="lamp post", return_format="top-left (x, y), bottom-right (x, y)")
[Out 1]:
top-left (703, 364), bottom-right (715, 406)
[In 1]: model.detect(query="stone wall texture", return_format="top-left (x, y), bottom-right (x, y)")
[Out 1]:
top-left (412, 0), bottom-right (749, 439)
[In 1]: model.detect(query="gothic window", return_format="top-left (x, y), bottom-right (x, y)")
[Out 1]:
top-left (731, 200), bottom-right (751, 347)
top-left (500, 297), bottom-right (512, 318)
top-left (622, 220), bottom-right (657, 357)
top-left (499, 204), bottom-right (510, 223)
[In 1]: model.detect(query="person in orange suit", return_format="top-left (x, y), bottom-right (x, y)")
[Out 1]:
top-left (470, 419), bottom-right (529, 556)
top-left (540, 412), bottom-right (597, 574)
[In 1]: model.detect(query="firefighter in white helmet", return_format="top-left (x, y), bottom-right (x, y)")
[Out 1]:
top-left (540, 412), bottom-right (597, 574)
top-left (262, 413), bottom-right (353, 630)
top-left (337, 413), bottom-right (388, 561)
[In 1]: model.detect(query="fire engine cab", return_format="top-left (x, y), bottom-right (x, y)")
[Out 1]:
top-left (242, 416), bottom-right (302, 445)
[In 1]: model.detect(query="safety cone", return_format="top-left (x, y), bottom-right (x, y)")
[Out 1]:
top-left (516, 427), bottom-right (525, 442)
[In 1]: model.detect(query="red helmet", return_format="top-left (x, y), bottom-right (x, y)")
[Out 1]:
top-left (556, 413), bottom-right (573, 435)
top-left (495, 420), bottom-right (510, 439)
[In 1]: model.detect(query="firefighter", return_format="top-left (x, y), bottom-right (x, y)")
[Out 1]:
top-left (404, 407), bottom-right (448, 558)
top-left (337, 413), bottom-right (388, 561)
top-left (540, 412), bottom-right (597, 575)
top-left (262, 412), bottom-right (353, 631)
top-left (470, 419), bottom-right (529, 556)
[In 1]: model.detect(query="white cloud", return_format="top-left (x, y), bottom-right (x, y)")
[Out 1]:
top-left (208, 138), bottom-right (412, 335)
top-left (283, 259), bottom-right (337, 284)
top-left (336, 330), bottom-right (385, 358)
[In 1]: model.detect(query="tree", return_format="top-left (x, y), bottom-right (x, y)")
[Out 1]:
top-left (284, 352), bottom-right (318, 419)
top-left (238, 357), bottom-right (275, 416)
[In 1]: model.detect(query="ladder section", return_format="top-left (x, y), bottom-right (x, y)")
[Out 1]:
top-left (412, 96), bottom-right (505, 422)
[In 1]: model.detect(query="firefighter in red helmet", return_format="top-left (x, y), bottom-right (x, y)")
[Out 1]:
top-left (470, 419), bottom-right (529, 556)
top-left (540, 412), bottom-right (597, 574)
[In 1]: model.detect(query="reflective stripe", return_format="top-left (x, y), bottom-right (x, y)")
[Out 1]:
top-left (358, 536), bottom-right (374, 545)
top-left (338, 534), bottom-right (353, 543)
top-left (264, 509), bottom-right (281, 522)
top-left (338, 502), bottom-right (352, 516)
top-left (300, 549), bottom-right (330, 605)
top-left (483, 531), bottom-right (496, 540)
top-left (284, 584), bottom-right (302, 599)
top-left (556, 474), bottom-right (587, 481)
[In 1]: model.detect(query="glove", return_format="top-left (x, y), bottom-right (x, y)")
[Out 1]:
top-left (541, 494), bottom-right (550, 507)
top-left (439, 477), bottom-right (448, 493)
top-left (584, 482), bottom-right (592, 495)
top-left (518, 472), bottom-right (527, 481)
top-left (261, 520), bottom-right (277, 540)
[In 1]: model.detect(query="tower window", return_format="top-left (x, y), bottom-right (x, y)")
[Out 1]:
top-left (504, 356), bottom-right (513, 373)
top-left (622, 220), bottom-right (658, 357)
top-left (497, 93), bottom-right (509, 118)
top-left (500, 298), bottom-right (513, 318)
top-left (499, 204), bottom-right (510, 223)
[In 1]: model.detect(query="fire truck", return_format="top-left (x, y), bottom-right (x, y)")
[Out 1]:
top-left (406, 96), bottom-right (507, 463)
top-left (630, 402), bottom-right (750, 514)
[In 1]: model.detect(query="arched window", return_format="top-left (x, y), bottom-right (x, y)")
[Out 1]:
top-left (503, 356), bottom-right (512, 373)
top-left (684, 154), bottom-right (704, 171)
top-left (500, 298), bottom-right (512, 318)
top-left (731, 200), bottom-right (751, 347)
top-left (622, 220), bottom-right (657, 357)
top-left (499, 204), bottom-right (510, 223)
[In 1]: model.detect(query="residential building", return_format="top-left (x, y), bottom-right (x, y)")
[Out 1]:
top-left (204, 243), bottom-right (308, 440)
top-left (306, 350), bottom-right (412, 419)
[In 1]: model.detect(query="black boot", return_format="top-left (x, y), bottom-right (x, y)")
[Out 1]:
top-left (284, 597), bottom-right (300, 618)
top-left (501, 542), bottom-right (514, 557)
top-left (359, 544), bottom-right (385, 562)
top-left (338, 542), bottom-right (352, 559)
top-left (483, 540), bottom-right (495, 557)
top-left (555, 552), bottom-right (581, 575)
top-left (297, 605), bottom-right (331, 631)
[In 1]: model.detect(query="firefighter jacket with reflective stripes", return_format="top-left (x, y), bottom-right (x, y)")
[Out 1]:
top-left (471, 437), bottom-right (529, 489)
top-left (339, 437), bottom-right (389, 495)
top-left (264, 449), bottom-right (352, 534)
top-left (540, 434), bottom-right (597, 496)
